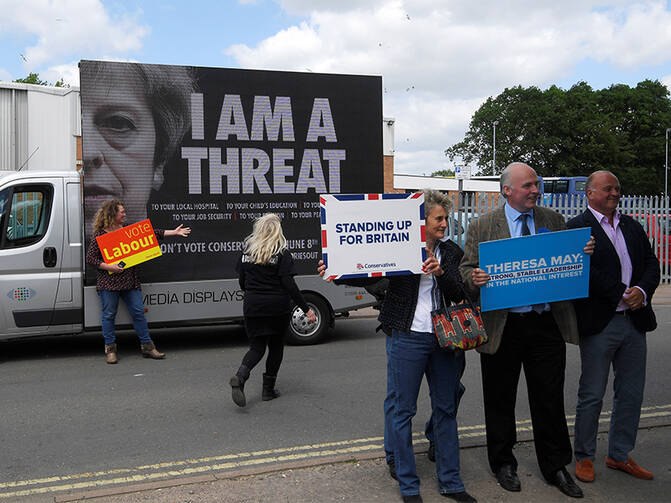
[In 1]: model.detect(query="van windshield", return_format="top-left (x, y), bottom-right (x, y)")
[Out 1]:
top-left (7, 191), bottom-right (46, 242)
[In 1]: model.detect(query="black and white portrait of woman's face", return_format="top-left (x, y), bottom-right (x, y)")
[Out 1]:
top-left (82, 69), bottom-right (159, 237)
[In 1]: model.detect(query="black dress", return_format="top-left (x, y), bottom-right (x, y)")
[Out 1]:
top-left (235, 249), bottom-right (310, 375)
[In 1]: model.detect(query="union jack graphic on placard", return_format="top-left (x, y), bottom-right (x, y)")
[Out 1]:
top-left (320, 192), bottom-right (426, 280)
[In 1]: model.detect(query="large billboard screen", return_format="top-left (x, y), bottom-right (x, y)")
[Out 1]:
top-left (80, 60), bottom-right (383, 284)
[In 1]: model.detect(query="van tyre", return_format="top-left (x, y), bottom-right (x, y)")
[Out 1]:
top-left (286, 294), bottom-right (330, 345)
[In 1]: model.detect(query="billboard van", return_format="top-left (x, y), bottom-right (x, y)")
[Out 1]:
top-left (0, 61), bottom-right (383, 344)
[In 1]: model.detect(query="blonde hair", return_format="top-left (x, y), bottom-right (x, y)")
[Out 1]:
top-left (92, 200), bottom-right (123, 233)
top-left (243, 213), bottom-right (287, 264)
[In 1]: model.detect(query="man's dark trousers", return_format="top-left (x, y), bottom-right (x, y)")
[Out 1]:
top-left (480, 310), bottom-right (572, 480)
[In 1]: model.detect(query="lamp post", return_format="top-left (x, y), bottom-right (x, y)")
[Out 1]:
top-left (492, 120), bottom-right (499, 174)
top-left (666, 128), bottom-right (670, 203)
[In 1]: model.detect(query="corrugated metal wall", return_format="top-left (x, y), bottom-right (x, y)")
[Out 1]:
top-left (0, 87), bottom-right (28, 171)
top-left (0, 82), bottom-right (79, 172)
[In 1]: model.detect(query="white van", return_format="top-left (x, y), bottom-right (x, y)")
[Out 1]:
top-left (0, 170), bottom-right (376, 343)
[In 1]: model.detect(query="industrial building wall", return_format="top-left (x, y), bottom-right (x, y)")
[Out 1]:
top-left (383, 117), bottom-right (395, 192)
top-left (0, 86), bottom-right (28, 171)
top-left (26, 87), bottom-right (79, 171)
top-left (0, 82), bottom-right (79, 172)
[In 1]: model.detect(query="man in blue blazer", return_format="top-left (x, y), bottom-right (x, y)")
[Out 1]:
top-left (567, 171), bottom-right (660, 484)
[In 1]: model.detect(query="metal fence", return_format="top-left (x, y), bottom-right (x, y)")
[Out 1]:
top-left (447, 193), bottom-right (671, 284)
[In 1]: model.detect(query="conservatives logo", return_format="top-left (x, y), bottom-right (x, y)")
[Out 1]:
top-left (357, 262), bottom-right (397, 270)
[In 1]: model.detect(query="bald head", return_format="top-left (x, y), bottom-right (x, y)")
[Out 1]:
top-left (500, 163), bottom-right (540, 212)
top-left (500, 163), bottom-right (536, 194)
top-left (586, 170), bottom-right (620, 217)
top-left (586, 170), bottom-right (619, 191)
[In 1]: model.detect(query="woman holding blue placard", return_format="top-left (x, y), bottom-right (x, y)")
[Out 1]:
top-left (318, 189), bottom-right (475, 503)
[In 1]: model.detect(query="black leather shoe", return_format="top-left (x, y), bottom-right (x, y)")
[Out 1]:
top-left (442, 490), bottom-right (477, 502)
top-left (428, 441), bottom-right (435, 462)
top-left (495, 464), bottom-right (521, 492)
top-left (387, 460), bottom-right (398, 481)
top-left (550, 468), bottom-right (584, 498)
top-left (402, 495), bottom-right (423, 503)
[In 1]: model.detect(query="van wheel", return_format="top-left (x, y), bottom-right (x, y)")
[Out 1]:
top-left (286, 294), bottom-right (331, 345)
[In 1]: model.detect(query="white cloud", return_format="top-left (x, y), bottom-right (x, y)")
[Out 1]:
top-left (41, 62), bottom-right (80, 87)
top-left (0, 0), bottom-right (148, 69)
top-left (585, 1), bottom-right (671, 67)
top-left (662, 75), bottom-right (671, 92)
top-left (227, 1), bottom-right (671, 175)
top-left (395, 149), bottom-right (454, 177)
top-left (39, 55), bottom-right (144, 88)
top-left (276, 0), bottom-right (390, 16)
top-left (385, 94), bottom-right (483, 151)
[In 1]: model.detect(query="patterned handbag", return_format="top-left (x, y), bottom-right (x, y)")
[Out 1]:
top-left (431, 291), bottom-right (488, 351)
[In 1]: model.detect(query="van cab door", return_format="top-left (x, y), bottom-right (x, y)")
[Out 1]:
top-left (0, 177), bottom-right (82, 338)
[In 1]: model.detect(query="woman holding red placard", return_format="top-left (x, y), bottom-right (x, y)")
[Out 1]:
top-left (86, 199), bottom-right (190, 364)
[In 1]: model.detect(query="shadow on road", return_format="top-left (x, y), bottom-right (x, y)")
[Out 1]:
top-left (0, 316), bottom-right (381, 364)
top-left (0, 323), bottom-right (249, 364)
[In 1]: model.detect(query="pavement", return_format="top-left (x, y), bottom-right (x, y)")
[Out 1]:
top-left (29, 424), bottom-right (671, 503)
top-left (12, 286), bottom-right (671, 503)
top-left (650, 283), bottom-right (671, 306)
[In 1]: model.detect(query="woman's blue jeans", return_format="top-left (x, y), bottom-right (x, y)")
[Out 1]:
top-left (390, 329), bottom-right (464, 497)
top-left (99, 289), bottom-right (151, 345)
top-left (384, 335), bottom-right (466, 463)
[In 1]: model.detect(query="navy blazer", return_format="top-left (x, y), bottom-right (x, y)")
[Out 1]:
top-left (567, 209), bottom-right (660, 337)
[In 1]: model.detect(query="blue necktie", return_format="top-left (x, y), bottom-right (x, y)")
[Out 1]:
top-left (519, 214), bottom-right (545, 313)
top-left (520, 213), bottom-right (530, 236)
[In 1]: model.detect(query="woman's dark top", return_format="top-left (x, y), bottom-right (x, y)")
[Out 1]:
top-left (236, 248), bottom-right (310, 317)
top-left (86, 229), bottom-right (165, 291)
top-left (337, 239), bottom-right (465, 334)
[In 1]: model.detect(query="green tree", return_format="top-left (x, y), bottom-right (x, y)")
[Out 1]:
top-left (14, 72), bottom-right (49, 85)
top-left (445, 80), bottom-right (671, 194)
top-left (13, 73), bottom-right (69, 88)
top-left (431, 169), bottom-right (455, 177)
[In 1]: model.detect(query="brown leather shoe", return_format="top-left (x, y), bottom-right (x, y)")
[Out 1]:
top-left (141, 341), bottom-right (165, 359)
top-left (575, 459), bottom-right (594, 482)
top-left (105, 344), bottom-right (118, 364)
top-left (606, 457), bottom-right (653, 480)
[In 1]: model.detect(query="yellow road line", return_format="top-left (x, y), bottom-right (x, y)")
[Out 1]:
top-left (0, 444), bottom-right (384, 499)
top-left (2, 404), bottom-right (670, 498)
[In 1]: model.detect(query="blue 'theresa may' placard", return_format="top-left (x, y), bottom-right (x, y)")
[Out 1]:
top-left (479, 227), bottom-right (590, 312)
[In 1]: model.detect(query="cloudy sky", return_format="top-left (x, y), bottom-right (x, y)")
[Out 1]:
top-left (2, 0), bottom-right (671, 175)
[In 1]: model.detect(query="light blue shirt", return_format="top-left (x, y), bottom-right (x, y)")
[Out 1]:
top-left (503, 203), bottom-right (548, 314)
top-left (504, 203), bottom-right (536, 236)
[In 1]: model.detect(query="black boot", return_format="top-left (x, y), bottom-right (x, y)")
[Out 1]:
top-left (230, 365), bottom-right (250, 407)
top-left (262, 373), bottom-right (280, 401)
